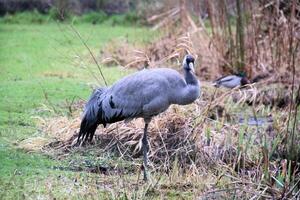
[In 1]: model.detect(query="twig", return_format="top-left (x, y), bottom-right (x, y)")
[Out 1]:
top-left (255, 186), bottom-right (269, 200)
top-left (69, 24), bottom-right (108, 86)
top-left (284, 177), bottom-right (300, 198)
top-left (289, 41), bottom-right (299, 159)
top-left (285, 3), bottom-right (298, 158)
top-left (55, 22), bottom-right (102, 84)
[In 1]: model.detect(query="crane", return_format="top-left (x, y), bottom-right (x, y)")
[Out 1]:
top-left (77, 54), bottom-right (200, 181)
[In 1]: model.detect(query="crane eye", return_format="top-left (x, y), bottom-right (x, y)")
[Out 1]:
top-left (186, 57), bottom-right (194, 63)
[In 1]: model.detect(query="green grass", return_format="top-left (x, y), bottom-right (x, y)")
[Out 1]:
top-left (0, 11), bottom-right (141, 26)
top-left (0, 23), bottom-right (152, 131)
top-left (0, 23), bottom-right (155, 199)
top-left (0, 147), bottom-right (115, 199)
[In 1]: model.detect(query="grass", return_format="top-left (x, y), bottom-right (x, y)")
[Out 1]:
top-left (1, 13), bottom-right (299, 199)
top-left (0, 10), bottom-right (141, 26)
top-left (0, 147), bottom-right (115, 199)
top-left (0, 22), bottom-right (152, 129)
top-left (0, 22), bottom-right (155, 199)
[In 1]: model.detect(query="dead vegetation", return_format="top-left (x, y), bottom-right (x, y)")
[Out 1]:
top-left (16, 0), bottom-right (300, 199)
top-left (100, 0), bottom-right (300, 84)
top-left (19, 81), bottom-right (299, 198)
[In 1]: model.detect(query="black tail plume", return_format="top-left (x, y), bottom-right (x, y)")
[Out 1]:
top-left (77, 88), bottom-right (106, 144)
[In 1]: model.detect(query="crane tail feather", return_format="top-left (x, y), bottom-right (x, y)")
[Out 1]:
top-left (77, 88), bottom-right (106, 144)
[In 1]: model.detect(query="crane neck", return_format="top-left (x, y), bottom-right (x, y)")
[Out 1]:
top-left (184, 69), bottom-right (199, 86)
top-left (171, 68), bottom-right (200, 106)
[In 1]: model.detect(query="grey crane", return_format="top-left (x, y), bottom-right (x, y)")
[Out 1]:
top-left (77, 54), bottom-right (200, 181)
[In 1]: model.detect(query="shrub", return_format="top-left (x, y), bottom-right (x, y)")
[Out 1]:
top-left (0, 10), bottom-right (142, 26)
top-left (0, 10), bottom-right (49, 24)
top-left (48, 7), bottom-right (70, 21)
top-left (77, 11), bottom-right (108, 24)
top-left (105, 12), bottom-right (140, 26)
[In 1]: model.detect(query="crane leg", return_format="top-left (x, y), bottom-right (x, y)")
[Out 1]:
top-left (142, 122), bottom-right (149, 181)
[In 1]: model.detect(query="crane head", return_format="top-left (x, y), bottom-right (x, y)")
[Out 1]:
top-left (183, 54), bottom-right (195, 73)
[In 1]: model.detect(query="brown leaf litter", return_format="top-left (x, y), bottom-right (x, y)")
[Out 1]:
top-left (17, 83), bottom-right (298, 175)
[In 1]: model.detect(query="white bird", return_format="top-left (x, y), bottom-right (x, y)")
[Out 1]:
top-left (77, 55), bottom-right (200, 181)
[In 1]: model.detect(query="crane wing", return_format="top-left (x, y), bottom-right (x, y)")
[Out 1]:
top-left (101, 76), bottom-right (147, 123)
top-left (101, 92), bottom-right (143, 123)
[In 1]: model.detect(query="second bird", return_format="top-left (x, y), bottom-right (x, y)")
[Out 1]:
top-left (212, 74), bottom-right (250, 89)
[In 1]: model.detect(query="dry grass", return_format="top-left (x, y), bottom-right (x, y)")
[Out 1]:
top-left (18, 81), bottom-right (300, 199)
top-left (100, 1), bottom-right (300, 88)
top-left (99, 28), bottom-right (220, 81)
top-left (15, 1), bottom-right (300, 198)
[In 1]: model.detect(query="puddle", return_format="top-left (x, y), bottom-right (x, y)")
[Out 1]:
top-left (238, 116), bottom-right (273, 126)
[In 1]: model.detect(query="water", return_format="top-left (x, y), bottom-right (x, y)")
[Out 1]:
top-left (238, 116), bottom-right (273, 126)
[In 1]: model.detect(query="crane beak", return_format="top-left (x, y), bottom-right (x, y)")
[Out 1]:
top-left (189, 62), bottom-right (195, 73)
